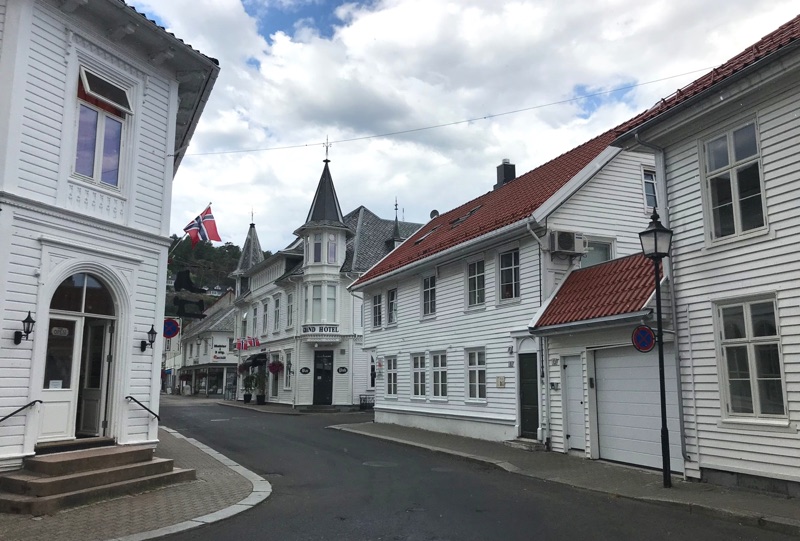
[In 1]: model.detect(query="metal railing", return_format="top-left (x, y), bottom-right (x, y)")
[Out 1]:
top-left (124, 396), bottom-right (160, 421)
top-left (0, 400), bottom-right (42, 425)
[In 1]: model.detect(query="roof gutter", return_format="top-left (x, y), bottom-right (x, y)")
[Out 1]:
top-left (528, 309), bottom-right (653, 337)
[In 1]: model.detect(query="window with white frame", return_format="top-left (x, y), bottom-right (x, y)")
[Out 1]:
top-left (373, 294), bottom-right (382, 328)
top-left (718, 299), bottom-right (785, 417)
top-left (203, 339), bottom-right (208, 355)
top-left (467, 349), bottom-right (486, 400)
top-left (412, 354), bottom-right (426, 397)
top-left (328, 233), bottom-right (337, 264)
top-left (387, 288), bottom-right (398, 325)
top-left (422, 275), bottom-right (436, 315)
top-left (583, 241), bottom-right (612, 268)
top-left (74, 67), bottom-right (131, 188)
top-left (468, 260), bottom-right (485, 306)
top-left (432, 352), bottom-right (447, 397)
top-left (286, 293), bottom-right (294, 327)
top-left (499, 249), bottom-right (520, 300)
top-left (283, 350), bottom-right (292, 389)
top-left (273, 297), bottom-right (281, 331)
top-left (312, 285), bottom-right (322, 321)
top-left (643, 169), bottom-right (657, 210)
top-left (326, 285), bottom-right (336, 322)
top-left (704, 122), bottom-right (765, 240)
top-left (262, 302), bottom-right (268, 333)
top-left (252, 306), bottom-right (258, 336)
top-left (386, 356), bottom-right (397, 396)
top-left (313, 234), bottom-right (322, 262)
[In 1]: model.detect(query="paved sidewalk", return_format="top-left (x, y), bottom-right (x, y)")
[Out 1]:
top-left (331, 421), bottom-right (800, 537)
top-left (0, 427), bottom-right (270, 541)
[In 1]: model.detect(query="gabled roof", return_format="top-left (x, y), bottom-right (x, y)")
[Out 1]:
top-left (294, 160), bottom-right (353, 237)
top-left (530, 254), bottom-right (658, 330)
top-left (231, 223), bottom-right (264, 276)
top-left (342, 206), bottom-right (422, 273)
top-left (351, 129), bottom-right (618, 287)
top-left (615, 14), bottom-right (800, 141)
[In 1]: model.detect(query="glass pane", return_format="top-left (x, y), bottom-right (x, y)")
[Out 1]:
top-left (476, 274), bottom-right (485, 304)
top-left (51, 274), bottom-right (85, 312)
top-left (733, 124), bottom-right (758, 162)
top-left (44, 319), bottom-right (76, 389)
top-left (75, 105), bottom-right (98, 177)
top-left (84, 323), bottom-right (105, 389)
top-left (737, 163), bottom-right (764, 231)
top-left (710, 173), bottom-right (733, 207)
top-left (722, 306), bottom-right (746, 339)
top-left (726, 346), bottom-right (750, 379)
top-left (755, 344), bottom-right (781, 378)
top-left (751, 302), bottom-right (776, 337)
top-left (740, 194), bottom-right (764, 232)
top-left (84, 275), bottom-right (114, 315)
top-left (758, 380), bottom-right (785, 415)
top-left (706, 135), bottom-right (729, 172)
top-left (737, 163), bottom-right (761, 199)
top-left (729, 380), bottom-right (754, 414)
top-left (645, 182), bottom-right (657, 208)
top-left (101, 116), bottom-right (122, 186)
top-left (583, 242), bottom-right (611, 267)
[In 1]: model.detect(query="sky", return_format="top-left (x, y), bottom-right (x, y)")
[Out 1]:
top-left (129, 0), bottom-right (799, 252)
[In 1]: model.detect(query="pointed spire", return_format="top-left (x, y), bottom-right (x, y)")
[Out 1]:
top-left (392, 197), bottom-right (401, 239)
top-left (232, 222), bottom-right (264, 275)
top-left (294, 154), bottom-right (354, 237)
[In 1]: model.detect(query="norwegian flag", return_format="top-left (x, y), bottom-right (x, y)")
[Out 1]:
top-left (183, 205), bottom-right (221, 248)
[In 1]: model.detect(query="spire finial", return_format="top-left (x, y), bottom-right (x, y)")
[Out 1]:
top-left (251, 208), bottom-right (254, 223)
top-left (323, 136), bottom-right (331, 163)
top-left (394, 197), bottom-right (398, 219)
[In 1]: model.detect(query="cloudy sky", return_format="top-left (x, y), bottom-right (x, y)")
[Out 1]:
top-left (129, 0), bottom-right (798, 252)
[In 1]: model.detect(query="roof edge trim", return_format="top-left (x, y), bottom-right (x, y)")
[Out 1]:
top-left (529, 309), bottom-right (653, 336)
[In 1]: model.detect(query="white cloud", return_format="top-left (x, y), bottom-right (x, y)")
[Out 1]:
top-left (129, 0), bottom-right (799, 251)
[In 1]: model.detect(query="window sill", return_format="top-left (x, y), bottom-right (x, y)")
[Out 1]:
top-left (69, 174), bottom-right (124, 196)
top-left (429, 397), bottom-right (448, 403)
top-left (464, 399), bottom-right (488, 405)
top-left (717, 417), bottom-right (796, 433)
top-left (384, 396), bottom-right (398, 400)
top-left (385, 323), bottom-right (398, 329)
top-left (410, 396), bottom-right (427, 401)
top-left (465, 304), bottom-right (486, 313)
top-left (497, 298), bottom-right (521, 307)
top-left (703, 226), bottom-right (773, 253)
top-left (420, 314), bottom-right (437, 322)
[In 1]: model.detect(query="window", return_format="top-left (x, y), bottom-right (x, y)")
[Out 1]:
top-left (432, 353), bottom-right (447, 397)
top-left (74, 67), bottom-right (131, 188)
top-left (369, 355), bottom-right (376, 389)
top-left (387, 289), bottom-right (398, 325)
top-left (204, 339), bottom-right (208, 354)
top-left (412, 354), bottom-right (426, 397)
top-left (314, 234), bottom-right (322, 262)
top-left (468, 260), bottom-right (485, 306)
top-left (252, 306), bottom-right (258, 336)
top-left (286, 293), bottom-right (294, 327)
top-left (704, 122), bottom-right (765, 240)
top-left (583, 241), bottom-right (612, 268)
top-left (719, 299), bottom-right (784, 417)
top-left (372, 294), bottom-right (382, 328)
top-left (423, 275), bottom-right (436, 315)
top-left (326, 285), bottom-right (336, 322)
top-left (273, 297), bottom-right (280, 331)
top-left (262, 302), bottom-right (268, 333)
top-left (499, 249), bottom-right (520, 300)
top-left (467, 350), bottom-right (486, 400)
top-left (386, 357), bottom-right (397, 396)
top-left (283, 351), bottom-right (292, 389)
top-left (643, 169), bottom-right (657, 210)
top-left (312, 285), bottom-right (322, 321)
top-left (328, 233), bottom-right (337, 264)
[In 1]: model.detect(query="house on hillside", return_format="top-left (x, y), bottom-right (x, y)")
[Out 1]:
top-left (349, 137), bottom-right (657, 442)
top-left (0, 0), bottom-right (218, 470)
top-left (610, 15), bottom-right (800, 490)
top-left (232, 159), bottom-right (422, 407)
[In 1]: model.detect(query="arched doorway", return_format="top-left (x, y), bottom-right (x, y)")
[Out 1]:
top-left (40, 273), bottom-right (117, 441)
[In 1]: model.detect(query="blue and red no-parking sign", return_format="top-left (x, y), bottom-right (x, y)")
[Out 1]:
top-left (632, 325), bottom-right (656, 353)
top-left (164, 318), bottom-right (181, 339)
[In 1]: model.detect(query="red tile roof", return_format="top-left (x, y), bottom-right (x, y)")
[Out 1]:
top-left (615, 14), bottom-right (800, 138)
top-left (532, 254), bottom-right (660, 329)
top-left (352, 129), bottom-right (618, 287)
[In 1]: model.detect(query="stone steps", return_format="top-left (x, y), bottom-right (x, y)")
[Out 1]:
top-left (0, 444), bottom-right (195, 515)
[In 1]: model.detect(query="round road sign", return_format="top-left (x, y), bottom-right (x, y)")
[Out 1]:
top-left (164, 318), bottom-right (181, 339)
top-left (632, 325), bottom-right (656, 353)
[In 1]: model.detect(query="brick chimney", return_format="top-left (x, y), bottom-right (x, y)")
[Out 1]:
top-left (494, 159), bottom-right (516, 190)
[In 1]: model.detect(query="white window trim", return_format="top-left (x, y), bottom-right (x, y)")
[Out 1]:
top-left (412, 353), bottom-right (427, 398)
top-left (421, 274), bottom-right (436, 318)
top-left (283, 350), bottom-right (293, 390)
top-left (431, 351), bottom-right (447, 400)
top-left (385, 356), bottom-right (398, 397)
top-left (273, 295), bottom-right (281, 332)
top-left (386, 288), bottom-right (398, 326)
top-left (641, 166), bottom-right (658, 214)
top-left (372, 293), bottom-right (383, 329)
top-left (497, 248), bottom-right (520, 303)
top-left (465, 348), bottom-right (487, 403)
top-left (286, 293), bottom-right (294, 329)
top-left (582, 237), bottom-right (614, 268)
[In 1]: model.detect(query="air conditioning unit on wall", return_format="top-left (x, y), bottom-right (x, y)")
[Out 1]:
top-left (549, 231), bottom-right (589, 255)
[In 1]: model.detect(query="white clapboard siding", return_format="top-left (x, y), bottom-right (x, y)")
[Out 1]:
top-left (0, 1), bottom-right (6, 46)
top-left (660, 69), bottom-right (800, 482)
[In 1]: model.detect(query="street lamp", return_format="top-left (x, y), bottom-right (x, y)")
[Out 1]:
top-left (639, 208), bottom-right (674, 488)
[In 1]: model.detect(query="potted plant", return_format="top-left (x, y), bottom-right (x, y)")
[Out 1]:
top-left (241, 374), bottom-right (256, 404)
top-left (254, 370), bottom-right (267, 405)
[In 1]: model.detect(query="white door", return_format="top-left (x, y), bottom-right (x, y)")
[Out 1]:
top-left (39, 316), bottom-right (83, 442)
top-left (77, 320), bottom-right (110, 436)
top-left (563, 355), bottom-right (585, 451)
top-left (594, 346), bottom-right (683, 472)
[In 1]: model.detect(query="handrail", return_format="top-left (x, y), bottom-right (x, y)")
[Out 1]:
top-left (0, 400), bottom-right (42, 425)
top-left (124, 396), bottom-right (160, 421)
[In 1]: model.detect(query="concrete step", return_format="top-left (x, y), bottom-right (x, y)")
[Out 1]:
top-left (0, 458), bottom-right (175, 497)
top-left (0, 468), bottom-right (196, 516)
top-left (504, 438), bottom-right (547, 452)
top-left (34, 437), bottom-right (115, 455)
top-left (23, 445), bottom-right (154, 476)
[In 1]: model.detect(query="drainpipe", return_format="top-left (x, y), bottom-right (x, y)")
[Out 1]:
top-left (527, 217), bottom-right (551, 446)
top-left (634, 132), bottom-right (689, 469)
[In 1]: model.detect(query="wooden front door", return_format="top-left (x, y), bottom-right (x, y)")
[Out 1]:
top-left (313, 350), bottom-right (334, 405)
top-left (519, 353), bottom-right (539, 438)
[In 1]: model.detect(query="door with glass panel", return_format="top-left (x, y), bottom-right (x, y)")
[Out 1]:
top-left (77, 319), bottom-right (112, 436)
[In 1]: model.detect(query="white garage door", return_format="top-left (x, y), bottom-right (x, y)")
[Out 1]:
top-left (594, 346), bottom-right (683, 473)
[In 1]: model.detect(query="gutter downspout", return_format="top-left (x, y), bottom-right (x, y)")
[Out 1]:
top-left (527, 217), bottom-right (550, 446)
top-left (634, 132), bottom-right (689, 470)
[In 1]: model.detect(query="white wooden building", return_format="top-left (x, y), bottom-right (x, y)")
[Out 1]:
top-left (350, 134), bottom-right (657, 442)
top-left (233, 160), bottom-right (421, 407)
top-left (612, 15), bottom-right (800, 490)
top-left (0, 0), bottom-right (218, 470)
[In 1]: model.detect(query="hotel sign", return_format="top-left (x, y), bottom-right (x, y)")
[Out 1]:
top-left (302, 324), bottom-right (339, 334)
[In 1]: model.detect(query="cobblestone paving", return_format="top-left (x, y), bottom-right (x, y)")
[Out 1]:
top-left (0, 428), bottom-right (253, 541)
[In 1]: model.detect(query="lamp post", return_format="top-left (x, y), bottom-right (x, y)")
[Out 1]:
top-left (639, 208), bottom-right (674, 489)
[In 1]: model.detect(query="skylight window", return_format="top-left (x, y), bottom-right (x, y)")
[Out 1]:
top-left (413, 225), bottom-right (440, 245)
top-left (449, 205), bottom-right (482, 229)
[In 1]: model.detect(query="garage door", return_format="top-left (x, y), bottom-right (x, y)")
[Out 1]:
top-left (594, 346), bottom-right (683, 472)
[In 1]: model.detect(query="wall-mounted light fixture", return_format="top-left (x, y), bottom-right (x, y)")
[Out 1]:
top-left (507, 346), bottom-right (514, 355)
top-left (140, 325), bottom-right (157, 352)
top-left (13, 312), bottom-right (36, 345)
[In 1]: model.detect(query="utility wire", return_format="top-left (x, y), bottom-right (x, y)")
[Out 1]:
top-left (184, 67), bottom-right (713, 158)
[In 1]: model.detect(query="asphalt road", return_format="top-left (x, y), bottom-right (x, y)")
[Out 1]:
top-left (160, 400), bottom-right (793, 541)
